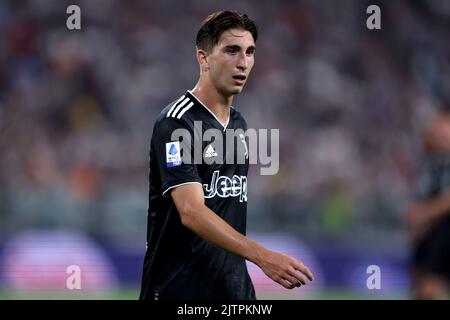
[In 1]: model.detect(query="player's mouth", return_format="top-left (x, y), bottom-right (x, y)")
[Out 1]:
top-left (232, 75), bottom-right (247, 85)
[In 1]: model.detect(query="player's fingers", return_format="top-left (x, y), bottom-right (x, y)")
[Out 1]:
top-left (293, 261), bottom-right (314, 281)
top-left (301, 266), bottom-right (314, 281)
top-left (287, 268), bottom-right (307, 285)
top-left (280, 278), bottom-right (296, 289)
top-left (276, 276), bottom-right (295, 289)
top-left (283, 273), bottom-right (302, 287)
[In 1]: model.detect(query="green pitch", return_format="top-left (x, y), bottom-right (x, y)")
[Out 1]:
top-left (0, 288), bottom-right (410, 300)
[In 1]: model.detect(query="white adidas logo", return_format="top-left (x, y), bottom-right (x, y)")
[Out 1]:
top-left (204, 144), bottom-right (218, 158)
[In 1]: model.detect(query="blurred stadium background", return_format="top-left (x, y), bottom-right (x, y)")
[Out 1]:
top-left (1, 0), bottom-right (449, 299)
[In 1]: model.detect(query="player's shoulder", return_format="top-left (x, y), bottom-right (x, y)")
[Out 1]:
top-left (155, 92), bottom-right (196, 128)
top-left (161, 92), bottom-right (197, 120)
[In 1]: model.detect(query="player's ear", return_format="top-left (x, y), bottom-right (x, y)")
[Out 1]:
top-left (196, 49), bottom-right (210, 73)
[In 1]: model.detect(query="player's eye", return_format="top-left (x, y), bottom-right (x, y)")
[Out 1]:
top-left (226, 47), bottom-right (239, 55)
top-left (245, 47), bottom-right (256, 56)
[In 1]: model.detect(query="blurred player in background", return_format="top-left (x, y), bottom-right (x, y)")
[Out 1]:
top-left (139, 11), bottom-right (313, 300)
top-left (405, 109), bottom-right (450, 299)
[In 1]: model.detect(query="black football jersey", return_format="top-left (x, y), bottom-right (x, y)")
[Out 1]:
top-left (139, 90), bottom-right (256, 300)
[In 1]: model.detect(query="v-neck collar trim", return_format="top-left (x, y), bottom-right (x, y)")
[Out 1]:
top-left (187, 90), bottom-right (231, 131)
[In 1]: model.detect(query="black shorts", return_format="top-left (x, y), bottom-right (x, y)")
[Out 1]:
top-left (412, 214), bottom-right (450, 281)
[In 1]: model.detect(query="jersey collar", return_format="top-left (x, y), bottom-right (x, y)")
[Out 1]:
top-left (187, 90), bottom-right (231, 131)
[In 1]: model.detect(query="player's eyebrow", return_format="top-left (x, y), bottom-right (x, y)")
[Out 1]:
top-left (224, 45), bottom-right (256, 52)
top-left (224, 45), bottom-right (241, 51)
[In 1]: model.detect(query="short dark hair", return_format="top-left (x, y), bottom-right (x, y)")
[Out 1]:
top-left (196, 11), bottom-right (258, 52)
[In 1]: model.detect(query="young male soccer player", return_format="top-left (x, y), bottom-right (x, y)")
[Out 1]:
top-left (139, 11), bottom-right (314, 300)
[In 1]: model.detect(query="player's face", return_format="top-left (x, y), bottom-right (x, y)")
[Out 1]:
top-left (207, 28), bottom-right (256, 96)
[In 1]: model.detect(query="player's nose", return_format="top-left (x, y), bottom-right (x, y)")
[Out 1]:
top-left (236, 53), bottom-right (248, 70)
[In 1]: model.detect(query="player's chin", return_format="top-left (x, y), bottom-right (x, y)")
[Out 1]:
top-left (229, 86), bottom-right (244, 95)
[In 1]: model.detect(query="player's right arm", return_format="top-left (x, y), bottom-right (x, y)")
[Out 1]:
top-left (171, 183), bottom-right (314, 289)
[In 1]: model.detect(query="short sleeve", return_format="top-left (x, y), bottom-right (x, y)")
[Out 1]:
top-left (151, 117), bottom-right (202, 197)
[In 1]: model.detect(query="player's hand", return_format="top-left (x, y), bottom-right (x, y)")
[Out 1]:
top-left (258, 249), bottom-right (314, 289)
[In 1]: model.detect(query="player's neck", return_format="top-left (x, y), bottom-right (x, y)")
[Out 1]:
top-left (191, 83), bottom-right (232, 126)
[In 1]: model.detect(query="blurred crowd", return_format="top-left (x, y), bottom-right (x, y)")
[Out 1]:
top-left (1, 0), bottom-right (449, 244)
